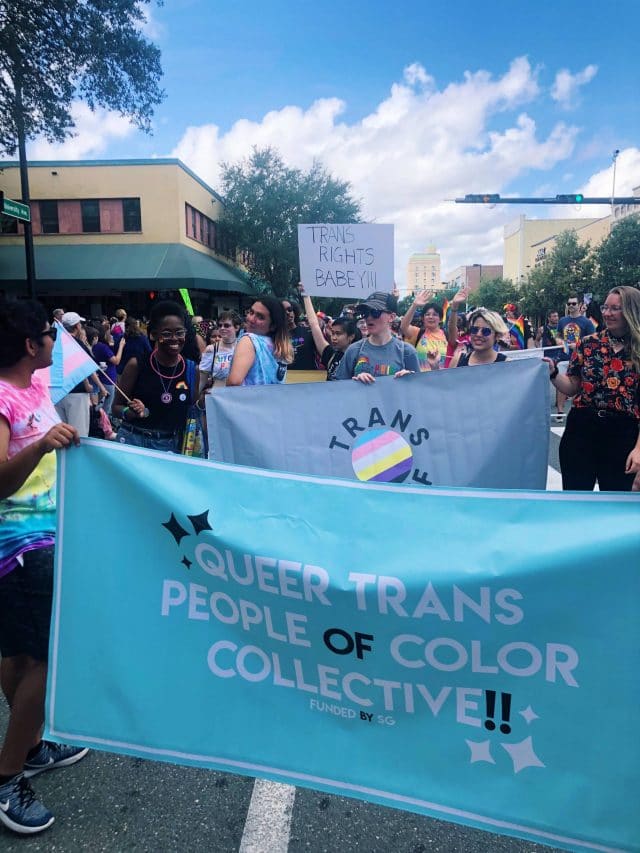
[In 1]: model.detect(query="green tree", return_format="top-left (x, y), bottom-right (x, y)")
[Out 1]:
top-left (220, 147), bottom-right (361, 298)
top-left (595, 216), bottom-right (640, 292)
top-left (520, 230), bottom-right (595, 321)
top-left (472, 277), bottom-right (519, 312)
top-left (0, 0), bottom-right (164, 294)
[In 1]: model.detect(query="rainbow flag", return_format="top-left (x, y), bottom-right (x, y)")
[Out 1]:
top-left (509, 316), bottom-right (526, 350)
top-left (35, 322), bottom-right (99, 404)
top-left (441, 298), bottom-right (451, 327)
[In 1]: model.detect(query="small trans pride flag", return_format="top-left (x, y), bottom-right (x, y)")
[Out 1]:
top-left (35, 322), bottom-right (98, 404)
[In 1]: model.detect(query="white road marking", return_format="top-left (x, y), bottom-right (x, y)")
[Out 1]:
top-left (550, 426), bottom-right (565, 437)
top-left (546, 466), bottom-right (563, 490)
top-left (239, 779), bottom-right (296, 853)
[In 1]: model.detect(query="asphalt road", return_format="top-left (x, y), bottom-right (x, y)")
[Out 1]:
top-left (0, 427), bottom-right (567, 852)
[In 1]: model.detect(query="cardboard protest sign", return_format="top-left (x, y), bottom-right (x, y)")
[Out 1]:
top-left (297, 223), bottom-right (394, 298)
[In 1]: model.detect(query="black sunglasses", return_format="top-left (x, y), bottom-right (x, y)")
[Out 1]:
top-left (357, 308), bottom-right (384, 319)
top-left (469, 326), bottom-right (493, 337)
top-left (36, 327), bottom-right (58, 342)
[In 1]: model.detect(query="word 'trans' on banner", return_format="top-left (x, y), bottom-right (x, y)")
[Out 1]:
top-left (48, 442), bottom-right (640, 852)
top-left (297, 223), bottom-right (394, 297)
top-left (206, 358), bottom-right (550, 490)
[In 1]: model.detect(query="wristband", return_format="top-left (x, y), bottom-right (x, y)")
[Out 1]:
top-left (122, 405), bottom-right (131, 419)
top-left (550, 366), bottom-right (559, 380)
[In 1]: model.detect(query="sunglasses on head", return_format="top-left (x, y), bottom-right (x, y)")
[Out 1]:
top-left (469, 325), bottom-right (493, 337)
top-left (357, 308), bottom-right (384, 319)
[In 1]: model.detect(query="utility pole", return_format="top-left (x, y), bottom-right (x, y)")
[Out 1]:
top-left (15, 75), bottom-right (36, 298)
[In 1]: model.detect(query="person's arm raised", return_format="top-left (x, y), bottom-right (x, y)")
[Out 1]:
top-left (399, 289), bottom-right (432, 342)
top-left (300, 286), bottom-right (328, 358)
top-left (447, 287), bottom-right (467, 346)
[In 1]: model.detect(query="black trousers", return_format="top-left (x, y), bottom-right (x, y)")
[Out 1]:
top-left (559, 407), bottom-right (639, 491)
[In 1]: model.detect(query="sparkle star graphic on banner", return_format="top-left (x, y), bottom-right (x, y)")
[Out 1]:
top-left (519, 705), bottom-right (539, 725)
top-left (188, 510), bottom-right (212, 535)
top-left (466, 739), bottom-right (495, 765)
top-left (162, 513), bottom-right (189, 544)
top-left (501, 736), bottom-right (546, 774)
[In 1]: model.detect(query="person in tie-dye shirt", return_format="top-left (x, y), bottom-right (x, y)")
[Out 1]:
top-left (0, 300), bottom-right (87, 836)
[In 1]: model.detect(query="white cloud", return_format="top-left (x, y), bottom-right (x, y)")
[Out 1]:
top-left (403, 62), bottom-right (434, 88)
top-left (138, 4), bottom-right (164, 40)
top-left (551, 65), bottom-right (598, 109)
top-left (27, 102), bottom-right (134, 159)
top-left (171, 57), bottom-right (580, 286)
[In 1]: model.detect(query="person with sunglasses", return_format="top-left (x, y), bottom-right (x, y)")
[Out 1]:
top-left (227, 297), bottom-right (294, 386)
top-left (112, 301), bottom-right (198, 452)
top-left (199, 311), bottom-right (241, 392)
top-left (553, 294), bottom-right (595, 419)
top-left (448, 310), bottom-right (508, 368)
top-left (0, 300), bottom-right (87, 835)
top-left (547, 286), bottom-right (640, 491)
top-left (281, 299), bottom-right (318, 371)
top-left (336, 292), bottom-right (419, 382)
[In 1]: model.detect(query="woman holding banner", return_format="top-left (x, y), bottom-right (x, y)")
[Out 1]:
top-left (227, 297), bottom-right (293, 386)
top-left (547, 286), bottom-right (640, 491)
top-left (448, 310), bottom-right (508, 368)
top-left (0, 299), bottom-right (87, 835)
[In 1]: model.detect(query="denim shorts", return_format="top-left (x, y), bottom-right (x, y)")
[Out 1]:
top-left (0, 546), bottom-right (54, 661)
top-left (115, 423), bottom-right (180, 453)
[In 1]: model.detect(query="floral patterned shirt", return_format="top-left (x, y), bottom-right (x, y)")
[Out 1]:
top-left (568, 330), bottom-right (640, 419)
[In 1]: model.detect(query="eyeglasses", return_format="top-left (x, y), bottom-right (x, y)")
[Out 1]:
top-left (157, 329), bottom-right (186, 341)
top-left (357, 308), bottom-right (384, 319)
top-left (283, 305), bottom-right (294, 313)
top-left (566, 301), bottom-right (578, 307)
top-left (36, 327), bottom-right (58, 342)
top-left (219, 322), bottom-right (234, 328)
top-left (469, 326), bottom-right (493, 337)
top-left (601, 304), bottom-right (622, 313)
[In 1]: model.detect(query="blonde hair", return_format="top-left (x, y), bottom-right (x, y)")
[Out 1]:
top-left (468, 309), bottom-right (508, 337)
top-left (610, 286), bottom-right (640, 371)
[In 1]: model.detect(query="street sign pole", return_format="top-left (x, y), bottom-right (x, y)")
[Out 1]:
top-left (15, 81), bottom-right (36, 298)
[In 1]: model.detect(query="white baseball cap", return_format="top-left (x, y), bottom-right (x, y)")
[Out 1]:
top-left (61, 311), bottom-right (86, 326)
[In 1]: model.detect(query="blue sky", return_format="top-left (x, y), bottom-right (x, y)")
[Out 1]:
top-left (28, 0), bottom-right (640, 285)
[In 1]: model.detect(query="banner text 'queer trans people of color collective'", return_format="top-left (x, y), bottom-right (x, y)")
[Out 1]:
top-left (47, 442), bottom-right (639, 851)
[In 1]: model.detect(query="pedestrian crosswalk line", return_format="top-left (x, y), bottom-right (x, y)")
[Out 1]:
top-left (239, 779), bottom-right (295, 853)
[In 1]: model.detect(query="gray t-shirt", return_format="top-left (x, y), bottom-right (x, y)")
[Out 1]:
top-left (336, 337), bottom-right (420, 379)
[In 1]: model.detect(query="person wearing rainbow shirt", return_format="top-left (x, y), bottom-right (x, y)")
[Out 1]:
top-left (0, 300), bottom-right (87, 836)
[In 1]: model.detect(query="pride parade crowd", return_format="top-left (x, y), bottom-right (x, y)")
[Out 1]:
top-left (0, 282), bottom-right (639, 833)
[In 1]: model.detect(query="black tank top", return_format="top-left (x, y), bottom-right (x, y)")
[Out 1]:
top-left (458, 351), bottom-right (507, 367)
top-left (131, 354), bottom-right (193, 430)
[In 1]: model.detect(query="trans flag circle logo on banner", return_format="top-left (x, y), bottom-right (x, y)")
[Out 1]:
top-left (351, 428), bottom-right (413, 483)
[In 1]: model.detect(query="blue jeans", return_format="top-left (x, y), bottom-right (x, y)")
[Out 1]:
top-left (115, 423), bottom-right (180, 453)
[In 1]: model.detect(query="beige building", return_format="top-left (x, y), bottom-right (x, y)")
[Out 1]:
top-left (444, 263), bottom-right (503, 293)
top-left (406, 244), bottom-right (442, 295)
top-left (503, 215), bottom-right (601, 283)
top-left (0, 158), bottom-right (254, 316)
top-left (503, 190), bottom-right (640, 284)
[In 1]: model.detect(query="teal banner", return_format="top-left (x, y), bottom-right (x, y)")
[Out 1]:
top-left (47, 442), bottom-right (640, 852)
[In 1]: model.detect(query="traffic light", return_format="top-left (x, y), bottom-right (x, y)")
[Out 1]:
top-left (555, 194), bottom-right (584, 203)
top-left (464, 193), bottom-right (501, 203)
